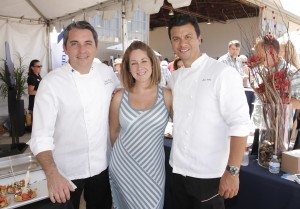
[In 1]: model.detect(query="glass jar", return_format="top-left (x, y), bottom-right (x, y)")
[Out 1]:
top-left (258, 103), bottom-right (293, 168)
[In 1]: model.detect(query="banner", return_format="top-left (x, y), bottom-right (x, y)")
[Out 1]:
top-left (50, 29), bottom-right (68, 70)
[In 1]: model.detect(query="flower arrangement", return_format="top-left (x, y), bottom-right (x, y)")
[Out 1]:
top-left (248, 54), bottom-right (291, 105)
top-left (248, 34), bottom-right (296, 167)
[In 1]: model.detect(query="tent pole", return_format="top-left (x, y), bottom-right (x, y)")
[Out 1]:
top-left (46, 23), bottom-right (52, 72)
top-left (122, 0), bottom-right (128, 54)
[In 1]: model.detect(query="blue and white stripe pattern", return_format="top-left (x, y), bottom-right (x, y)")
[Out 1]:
top-left (109, 86), bottom-right (169, 209)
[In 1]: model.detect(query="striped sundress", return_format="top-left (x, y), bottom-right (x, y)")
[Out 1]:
top-left (109, 86), bottom-right (169, 209)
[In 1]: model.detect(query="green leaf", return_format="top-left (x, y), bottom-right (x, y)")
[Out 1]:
top-left (0, 55), bottom-right (28, 100)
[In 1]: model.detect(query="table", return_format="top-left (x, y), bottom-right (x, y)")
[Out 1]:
top-left (164, 139), bottom-right (300, 209)
top-left (0, 152), bottom-right (74, 209)
top-left (225, 156), bottom-right (300, 209)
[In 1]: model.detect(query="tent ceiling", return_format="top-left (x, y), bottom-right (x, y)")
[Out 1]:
top-left (0, 0), bottom-right (194, 25)
top-left (150, 0), bottom-right (260, 28)
top-left (0, 0), bottom-right (110, 23)
top-left (0, 0), bottom-right (259, 26)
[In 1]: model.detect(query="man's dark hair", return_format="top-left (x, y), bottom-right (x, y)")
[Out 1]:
top-left (168, 14), bottom-right (200, 40)
top-left (28, 59), bottom-right (40, 75)
top-left (63, 20), bottom-right (98, 47)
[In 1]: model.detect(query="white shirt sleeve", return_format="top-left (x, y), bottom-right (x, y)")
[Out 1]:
top-left (218, 67), bottom-right (250, 136)
top-left (28, 78), bottom-right (57, 155)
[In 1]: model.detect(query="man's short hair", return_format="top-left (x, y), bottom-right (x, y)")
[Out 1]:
top-left (228, 40), bottom-right (241, 48)
top-left (63, 21), bottom-right (98, 48)
top-left (168, 14), bottom-right (200, 40)
top-left (255, 34), bottom-right (280, 55)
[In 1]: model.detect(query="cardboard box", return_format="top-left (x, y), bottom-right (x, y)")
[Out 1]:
top-left (281, 150), bottom-right (300, 174)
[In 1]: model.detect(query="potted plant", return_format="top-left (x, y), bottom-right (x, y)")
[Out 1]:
top-left (0, 55), bottom-right (28, 136)
top-left (0, 55), bottom-right (27, 100)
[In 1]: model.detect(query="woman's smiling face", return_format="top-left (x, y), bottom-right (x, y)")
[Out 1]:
top-left (129, 49), bottom-right (153, 84)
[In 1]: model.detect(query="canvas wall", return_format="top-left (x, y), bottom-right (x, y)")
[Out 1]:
top-left (0, 20), bottom-right (48, 116)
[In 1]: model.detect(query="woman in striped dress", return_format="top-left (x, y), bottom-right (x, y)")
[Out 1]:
top-left (109, 41), bottom-right (173, 209)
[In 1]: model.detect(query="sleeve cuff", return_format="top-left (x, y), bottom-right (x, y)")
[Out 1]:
top-left (27, 137), bottom-right (55, 156)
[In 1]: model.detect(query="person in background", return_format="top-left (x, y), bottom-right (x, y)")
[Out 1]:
top-left (218, 40), bottom-right (243, 76)
top-left (27, 59), bottom-right (42, 113)
top-left (113, 58), bottom-right (122, 79)
top-left (173, 57), bottom-right (183, 71)
top-left (109, 40), bottom-right (172, 209)
top-left (279, 40), bottom-right (300, 70)
top-left (238, 55), bottom-right (250, 87)
top-left (239, 54), bottom-right (255, 117)
top-left (254, 34), bottom-right (300, 108)
top-left (167, 14), bottom-right (250, 209)
top-left (279, 39), bottom-right (300, 146)
top-left (157, 52), bottom-right (164, 62)
top-left (251, 34), bottom-right (300, 154)
top-left (28, 21), bottom-right (119, 209)
top-left (102, 60), bottom-right (109, 66)
top-left (168, 54), bottom-right (179, 72)
top-left (160, 60), bottom-right (171, 87)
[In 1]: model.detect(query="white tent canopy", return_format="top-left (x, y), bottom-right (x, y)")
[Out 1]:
top-left (0, 0), bottom-right (191, 68)
top-left (0, 0), bottom-right (192, 116)
top-left (0, 0), bottom-right (106, 21)
top-left (0, 0), bottom-right (191, 29)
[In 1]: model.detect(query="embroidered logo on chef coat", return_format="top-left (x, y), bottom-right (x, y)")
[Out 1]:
top-left (202, 78), bottom-right (212, 81)
top-left (104, 79), bottom-right (113, 85)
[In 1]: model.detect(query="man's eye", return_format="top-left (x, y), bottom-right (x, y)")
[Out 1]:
top-left (186, 36), bottom-right (192, 40)
top-left (172, 38), bottom-right (179, 42)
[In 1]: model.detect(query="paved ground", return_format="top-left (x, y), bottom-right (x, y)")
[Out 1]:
top-left (0, 130), bottom-right (31, 153)
top-left (0, 130), bottom-right (31, 141)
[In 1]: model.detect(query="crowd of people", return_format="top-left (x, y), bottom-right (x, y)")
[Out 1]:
top-left (25, 13), bottom-right (300, 209)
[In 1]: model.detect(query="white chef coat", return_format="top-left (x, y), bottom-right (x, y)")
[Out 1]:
top-left (28, 62), bottom-right (120, 180)
top-left (168, 54), bottom-right (251, 178)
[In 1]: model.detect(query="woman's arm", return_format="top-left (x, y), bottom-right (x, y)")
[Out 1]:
top-left (163, 87), bottom-right (173, 121)
top-left (28, 85), bottom-right (37, 95)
